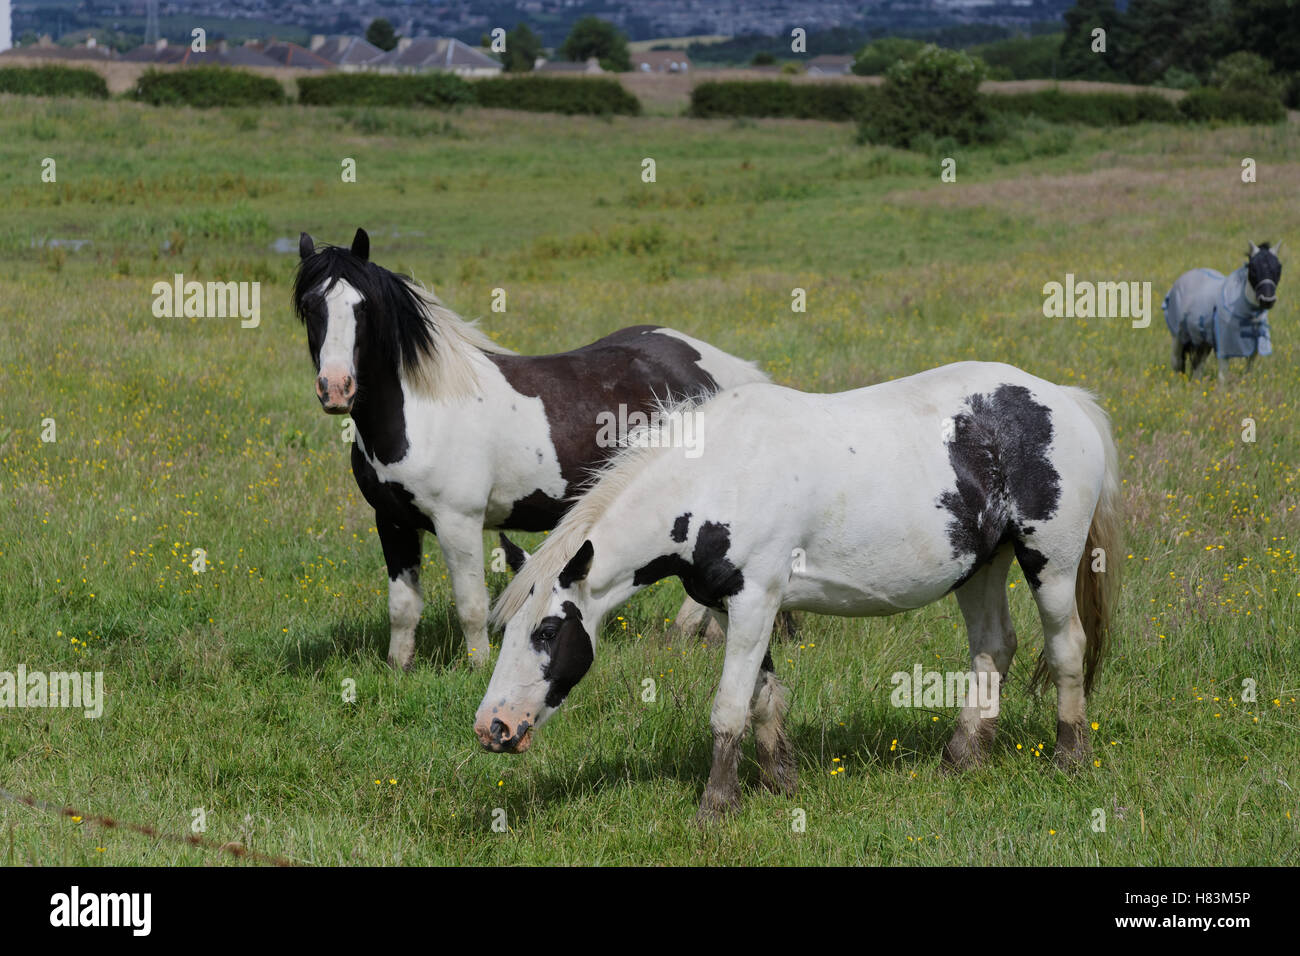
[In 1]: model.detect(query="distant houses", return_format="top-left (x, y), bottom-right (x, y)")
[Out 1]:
top-left (307, 35), bottom-right (385, 70)
top-left (0, 32), bottom-right (503, 76)
top-left (368, 37), bottom-right (501, 76)
top-left (121, 38), bottom-right (280, 68)
top-left (0, 34), bottom-right (113, 61)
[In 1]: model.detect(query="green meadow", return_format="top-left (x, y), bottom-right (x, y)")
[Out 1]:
top-left (0, 96), bottom-right (1296, 864)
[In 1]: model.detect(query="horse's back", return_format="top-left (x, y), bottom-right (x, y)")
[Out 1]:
top-left (1164, 268), bottom-right (1224, 341)
top-left (683, 362), bottom-right (1108, 612)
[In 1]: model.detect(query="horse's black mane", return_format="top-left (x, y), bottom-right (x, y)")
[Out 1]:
top-left (292, 244), bottom-right (436, 374)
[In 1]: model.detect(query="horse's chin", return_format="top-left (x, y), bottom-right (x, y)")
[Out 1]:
top-left (320, 402), bottom-right (353, 415)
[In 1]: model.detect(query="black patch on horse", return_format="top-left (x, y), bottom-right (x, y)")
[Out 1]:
top-left (350, 444), bottom-right (435, 535)
top-left (938, 384), bottom-right (1061, 589)
top-left (671, 513), bottom-right (692, 543)
top-left (536, 600), bottom-right (594, 708)
top-left (500, 488), bottom-right (570, 532)
top-left (632, 520), bottom-right (745, 610)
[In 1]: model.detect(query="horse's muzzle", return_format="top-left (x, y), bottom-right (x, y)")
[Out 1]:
top-left (477, 717), bottom-right (533, 753)
top-left (316, 372), bottom-right (356, 414)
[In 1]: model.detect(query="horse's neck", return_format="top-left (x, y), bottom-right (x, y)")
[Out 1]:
top-left (348, 356), bottom-right (409, 462)
top-left (583, 491), bottom-right (678, 628)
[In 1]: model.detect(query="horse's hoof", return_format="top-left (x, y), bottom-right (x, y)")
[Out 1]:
top-left (1052, 720), bottom-right (1090, 769)
top-left (696, 787), bottom-right (741, 825)
top-left (760, 764), bottom-right (798, 796)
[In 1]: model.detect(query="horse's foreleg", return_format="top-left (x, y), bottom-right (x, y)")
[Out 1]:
top-left (434, 511), bottom-right (491, 666)
top-left (698, 589), bottom-right (779, 824)
top-left (1217, 354), bottom-right (1230, 383)
top-left (378, 520), bottom-right (423, 671)
top-left (945, 546), bottom-right (1016, 770)
top-left (1030, 573), bottom-right (1091, 769)
top-left (751, 651), bottom-right (796, 796)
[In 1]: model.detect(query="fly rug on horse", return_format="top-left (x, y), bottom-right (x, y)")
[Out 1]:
top-left (477, 361), bottom-right (1122, 822)
top-left (1165, 241), bottom-right (1282, 381)
top-left (293, 229), bottom-right (769, 669)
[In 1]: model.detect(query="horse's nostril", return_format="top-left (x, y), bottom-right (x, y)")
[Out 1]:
top-left (490, 718), bottom-right (509, 743)
top-left (316, 376), bottom-right (328, 396)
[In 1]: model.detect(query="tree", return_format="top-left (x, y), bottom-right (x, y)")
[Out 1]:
top-left (561, 16), bottom-right (631, 72)
top-left (1115, 0), bottom-right (1231, 84)
top-left (1231, 0), bottom-right (1300, 74)
top-left (502, 23), bottom-right (542, 72)
top-left (751, 51), bottom-right (775, 66)
top-left (1057, 0), bottom-right (1124, 81)
top-left (366, 18), bottom-right (398, 53)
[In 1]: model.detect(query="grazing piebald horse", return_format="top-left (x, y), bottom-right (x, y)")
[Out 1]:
top-left (1165, 242), bottom-right (1282, 381)
top-left (477, 362), bottom-right (1121, 821)
top-left (293, 229), bottom-right (768, 668)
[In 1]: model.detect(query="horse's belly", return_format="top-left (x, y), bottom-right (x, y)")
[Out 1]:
top-left (780, 539), bottom-right (965, 616)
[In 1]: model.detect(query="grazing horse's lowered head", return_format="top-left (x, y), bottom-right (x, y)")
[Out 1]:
top-left (475, 538), bottom-right (595, 753)
top-left (293, 228), bottom-right (438, 415)
top-left (1246, 241), bottom-right (1282, 309)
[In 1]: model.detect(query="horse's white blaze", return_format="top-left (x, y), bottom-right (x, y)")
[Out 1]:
top-left (317, 280), bottom-right (361, 393)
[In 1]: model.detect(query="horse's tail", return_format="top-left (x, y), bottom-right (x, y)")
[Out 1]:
top-left (1030, 387), bottom-right (1122, 696)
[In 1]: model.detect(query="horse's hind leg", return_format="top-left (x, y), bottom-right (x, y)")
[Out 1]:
top-left (1170, 336), bottom-right (1187, 374)
top-left (751, 650), bottom-right (796, 796)
top-left (1028, 568), bottom-right (1091, 768)
top-left (944, 545), bottom-right (1016, 770)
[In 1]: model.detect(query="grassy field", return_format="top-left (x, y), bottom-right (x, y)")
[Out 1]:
top-left (0, 95), bottom-right (1297, 865)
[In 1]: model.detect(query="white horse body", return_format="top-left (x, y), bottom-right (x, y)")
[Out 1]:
top-left (479, 361), bottom-right (1121, 821)
top-left (580, 363), bottom-right (1104, 621)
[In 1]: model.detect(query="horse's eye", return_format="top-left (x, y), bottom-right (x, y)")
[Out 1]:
top-left (537, 622), bottom-right (559, 642)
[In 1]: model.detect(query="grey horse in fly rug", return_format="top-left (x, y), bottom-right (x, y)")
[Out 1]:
top-left (1164, 242), bottom-right (1282, 381)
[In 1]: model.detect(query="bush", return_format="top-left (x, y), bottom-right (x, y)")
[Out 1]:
top-left (472, 75), bottom-right (640, 115)
top-left (689, 80), bottom-right (880, 121)
top-left (1158, 66), bottom-right (1201, 91)
top-left (297, 72), bottom-right (472, 108)
top-left (851, 37), bottom-right (924, 76)
top-left (858, 45), bottom-right (995, 149)
top-left (0, 65), bottom-right (108, 99)
top-left (988, 89), bottom-right (1181, 126)
top-left (1285, 73), bottom-right (1300, 110)
top-left (133, 67), bottom-right (284, 107)
top-left (1211, 51), bottom-right (1282, 100)
top-left (1178, 87), bottom-right (1286, 123)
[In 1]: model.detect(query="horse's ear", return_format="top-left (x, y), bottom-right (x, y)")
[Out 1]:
top-left (498, 533), bottom-right (528, 574)
top-left (351, 228), bottom-right (369, 262)
top-left (558, 540), bottom-right (594, 589)
top-left (299, 232), bottom-right (314, 260)
top-left (1248, 241), bottom-right (1259, 258)
top-left (1273, 239), bottom-right (1283, 258)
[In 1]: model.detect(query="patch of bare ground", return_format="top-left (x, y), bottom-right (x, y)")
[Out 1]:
top-left (888, 165), bottom-right (1298, 227)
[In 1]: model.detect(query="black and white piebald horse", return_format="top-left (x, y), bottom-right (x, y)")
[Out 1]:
top-left (478, 362), bottom-right (1121, 821)
top-left (1165, 241), bottom-right (1282, 381)
top-left (293, 229), bottom-right (768, 668)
